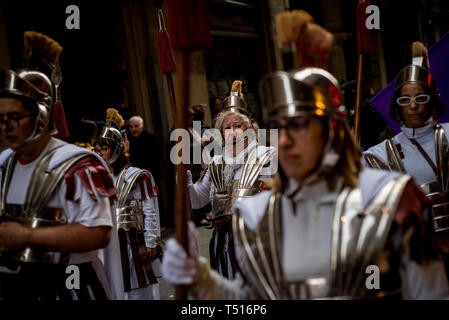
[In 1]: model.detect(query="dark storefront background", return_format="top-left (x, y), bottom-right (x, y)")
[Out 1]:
top-left (0, 0), bottom-right (174, 226)
top-left (1, 1), bottom-right (130, 136)
top-left (205, 0), bottom-right (275, 126)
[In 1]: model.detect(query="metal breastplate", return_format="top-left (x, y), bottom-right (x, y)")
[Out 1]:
top-left (364, 139), bottom-right (405, 172)
top-left (209, 147), bottom-right (275, 219)
top-left (366, 127), bottom-right (449, 233)
top-left (115, 168), bottom-right (147, 231)
top-left (0, 147), bottom-right (88, 266)
top-left (427, 125), bottom-right (449, 232)
top-left (233, 175), bottom-right (411, 299)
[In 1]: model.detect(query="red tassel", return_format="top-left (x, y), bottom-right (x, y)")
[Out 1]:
top-left (52, 101), bottom-right (70, 139)
top-left (158, 29), bottom-right (177, 74)
top-left (356, 0), bottom-right (376, 55)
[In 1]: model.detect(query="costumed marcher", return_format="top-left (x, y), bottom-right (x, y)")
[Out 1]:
top-left (363, 42), bottom-right (449, 260)
top-left (94, 108), bottom-right (162, 300)
top-left (0, 31), bottom-right (117, 299)
top-left (186, 80), bottom-right (277, 280)
top-left (75, 116), bottom-right (124, 300)
top-left (161, 11), bottom-right (449, 299)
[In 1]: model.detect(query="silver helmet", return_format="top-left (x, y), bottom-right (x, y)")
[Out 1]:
top-left (222, 92), bottom-right (248, 115)
top-left (391, 64), bottom-right (439, 123)
top-left (259, 67), bottom-right (346, 123)
top-left (259, 67), bottom-right (348, 185)
top-left (222, 80), bottom-right (249, 116)
top-left (0, 69), bottom-right (54, 142)
top-left (97, 119), bottom-right (124, 164)
top-left (395, 64), bottom-right (435, 92)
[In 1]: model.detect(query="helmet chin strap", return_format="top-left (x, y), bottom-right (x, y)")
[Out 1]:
top-left (22, 116), bottom-right (45, 145)
top-left (106, 143), bottom-right (122, 164)
top-left (21, 102), bottom-right (52, 147)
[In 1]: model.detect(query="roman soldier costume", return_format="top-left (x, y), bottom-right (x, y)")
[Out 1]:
top-left (188, 80), bottom-right (276, 280)
top-left (0, 31), bottom-right (117, 299)
top-left (96, 111), bottom-right (162, 299)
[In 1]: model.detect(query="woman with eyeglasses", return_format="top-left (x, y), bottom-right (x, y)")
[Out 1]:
top-left (363, 63), bottom-right (449, 248)
top-left (363, 64), bottom-right (445, 182)
top-left (94, 108), bottom-right (162, 300)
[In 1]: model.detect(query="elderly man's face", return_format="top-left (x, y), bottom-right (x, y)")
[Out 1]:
top-left (129, 119), bottom-right (143, 137)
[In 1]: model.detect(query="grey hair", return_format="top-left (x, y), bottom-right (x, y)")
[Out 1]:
top-left (129, 115), bottom-right (144, 127)
top-left (214, 111), bottom-right (251, 131)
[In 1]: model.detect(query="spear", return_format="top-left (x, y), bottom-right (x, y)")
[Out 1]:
top-left (154, 0), bottom-right (187, 300)
top-left (354, 0), bottom-right (376, 144)
top-left (167, 0), bottom-right (212, 300)
top-left (156, 3), bottom-right (177, 119)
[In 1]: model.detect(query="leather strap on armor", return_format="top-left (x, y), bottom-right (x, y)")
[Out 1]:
top-left (118, 228), bottom-right (132, 292)
top-left (409, 138), bottom-right (438, 176)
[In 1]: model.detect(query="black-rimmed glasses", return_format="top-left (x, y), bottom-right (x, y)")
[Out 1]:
top-left (0, 113), bottom-right (32, 130)
top-left (269, 118), bottom-right (317, 140)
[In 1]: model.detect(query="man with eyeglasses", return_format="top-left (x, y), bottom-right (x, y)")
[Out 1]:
top-left (0, 32), bottom-right (119, 300)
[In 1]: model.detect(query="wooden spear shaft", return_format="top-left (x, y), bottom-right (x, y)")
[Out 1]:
top-left (174, 49), bottom-right (191, 300)
top-left (354, 53), bottom-right (364, 144)
top-left (165, 74), bottom-right (177, 122)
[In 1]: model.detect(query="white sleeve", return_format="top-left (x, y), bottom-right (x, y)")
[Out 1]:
top-left (129, 180), bottom-right (160, 248)
top-left (55, 168), bottom-right (113, 228)
top-left (188, 169), bottom-right (212, 209)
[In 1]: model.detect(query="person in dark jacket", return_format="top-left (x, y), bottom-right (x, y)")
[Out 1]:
top-left (127, 116), bottom-right (162, 187)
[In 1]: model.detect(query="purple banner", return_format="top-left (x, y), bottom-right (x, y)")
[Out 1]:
top-left (429, 31), bottom-right (449, 123)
